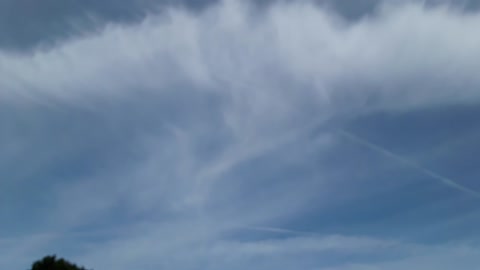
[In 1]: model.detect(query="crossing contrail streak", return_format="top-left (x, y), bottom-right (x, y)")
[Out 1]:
top-left (248, 226), bottom-right (317, 235)
top-left (338, 129), bottom-right (480, 198)
top-left (244, 226), bottom-right (321, 236)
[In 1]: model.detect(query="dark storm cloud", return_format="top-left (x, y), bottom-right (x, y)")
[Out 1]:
top-left (256, 0), bottom-right (480, 20)
top-left (0, 0), bottom-right (217, 52)
top-left (3, 0), bottom-right (480, 52)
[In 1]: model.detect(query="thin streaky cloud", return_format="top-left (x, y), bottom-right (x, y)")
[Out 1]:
top-left (338, 129), bottom-right (480, 198)
top-left (244, 226), bottom-right (321, 236)
top-left (2, 1), bottom-right (480, 269)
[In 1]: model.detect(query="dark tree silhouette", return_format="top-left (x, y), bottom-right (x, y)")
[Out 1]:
top-left (30, 255), bottom-right (89, 270)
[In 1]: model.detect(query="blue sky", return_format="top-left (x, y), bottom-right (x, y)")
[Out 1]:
top-left (2, 0), bottom-right (480, 269)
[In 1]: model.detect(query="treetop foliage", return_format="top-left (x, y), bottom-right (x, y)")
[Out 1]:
top-left (30, 255), bottom-right (90, 270)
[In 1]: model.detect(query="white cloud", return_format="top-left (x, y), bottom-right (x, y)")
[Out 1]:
top-left (322, 242), bottom-right (480, 270)
top-left (2, 0), bottom-right (480, 269)
top-left (2, 0), bottom-right (480, 109)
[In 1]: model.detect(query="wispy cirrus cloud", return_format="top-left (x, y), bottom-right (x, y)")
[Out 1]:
top-left (2, 0), bottom-right (480, 269)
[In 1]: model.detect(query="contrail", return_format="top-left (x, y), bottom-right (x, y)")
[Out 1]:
top-left (338, 129), bottom-right (480, 198)
top-left (243, 226), bottom-right (321, 236)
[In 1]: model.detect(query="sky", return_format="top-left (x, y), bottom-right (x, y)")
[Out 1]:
top-left (1, 0), bottom-right (480, 269)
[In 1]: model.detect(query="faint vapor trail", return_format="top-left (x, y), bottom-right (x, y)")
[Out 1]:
top-left (248, 226), bottom-right (316, 235)
top-left (338, 129), bottom-right (480, 198)
top-left (244, 226), bottom-right (320, 236)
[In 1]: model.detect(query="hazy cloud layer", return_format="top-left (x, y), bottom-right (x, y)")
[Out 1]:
top-left (1, 0), bottom-right (480, 269)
